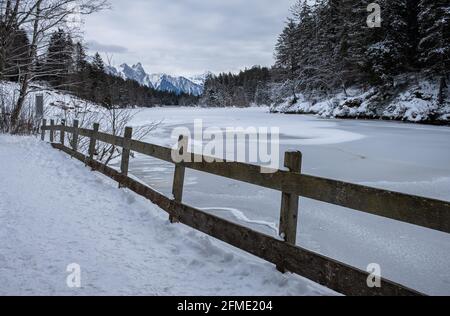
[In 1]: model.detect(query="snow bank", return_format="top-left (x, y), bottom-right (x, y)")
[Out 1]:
top-left (0, 135), bottom-right (334, 295)
top-left (271, 77), bottom-right (450, 124)
top-left (1, 80), bottom-right (120, 137)
top-left (0, 81), bottom-right (97, 118)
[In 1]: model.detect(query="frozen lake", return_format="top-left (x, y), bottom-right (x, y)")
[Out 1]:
top-left (124, 106), bottom-right (450, 295)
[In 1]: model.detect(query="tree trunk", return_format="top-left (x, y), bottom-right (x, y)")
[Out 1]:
top-left (0, 44), bottom-right (5, 81)
top-left (10, 73), bottom-right (30, 131)
top-left (438, 75), bottom-right (447, 106)
top-left (4, 1), bottom-right (12, 19)
top-left (10, 1), bottom-right (41, 133)
top-left (341, 79), bottom-right (348, 97)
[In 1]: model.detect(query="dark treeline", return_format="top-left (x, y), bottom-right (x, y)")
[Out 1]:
top-left (2, 28), bottom-right (198, 108)
top-left (200, 66), bottom-right (272, 107)
top-left (0, 23), bottom-right (30, 82)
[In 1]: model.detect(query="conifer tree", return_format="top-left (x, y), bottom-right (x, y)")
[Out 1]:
top-left (275, 18), bottom-right (299, 101)
top-left (45, 29), bottom-right (74, 87)
top-left (418, 0), bottom-right (450, 104)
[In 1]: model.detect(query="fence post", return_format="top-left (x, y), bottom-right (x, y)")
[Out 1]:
top-left (88, 123), bottom-right (99, 162)
top-left (49, 119), bottom-right (55, 143)
top-left (170, 135), bottom-right (188, 223)
top-left (41, 119), bottom-right (46, 141)
top-left (60, 119), bottom-right (65, 146)
top-left (72, 120), bottom-right (79, 152)
top-left (277, 151), bottom-right (302, 272)
top-left (119, 127), bottom-right (133, 187)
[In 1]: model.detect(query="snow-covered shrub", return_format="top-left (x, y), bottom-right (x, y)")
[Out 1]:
top-left (268, 80), bottom-right (297, 109)
top-left (48, 99), bottom-right (159, 166)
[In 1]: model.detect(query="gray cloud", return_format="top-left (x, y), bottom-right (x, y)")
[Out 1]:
top-left (84, 0), bottom-right (296, 76)
top-left (86, 40), bottom-right (129, 54)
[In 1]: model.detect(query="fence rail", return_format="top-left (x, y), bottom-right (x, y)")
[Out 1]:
top-left (41, 120), bottom-right (450, 296)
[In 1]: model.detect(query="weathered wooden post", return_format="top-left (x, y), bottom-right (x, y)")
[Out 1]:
top-left (277, 151), bottom-right (302, 272)
top-left (119, 126), bottom-right (133, 187)
top-left (35, 95), bottom-right (44, 118)
top-left (170, 135), bottom-right (188, 223)
top-left (72, 120), bottom-right (79, 152)
top-left (41, 119), bottom-right (47, 141)
top-left (88, 123), bottom-right (100, 162)
top-left (49, 119), bottom-right (55, 143)
top-left (60, 119), bottom-right (65, 146)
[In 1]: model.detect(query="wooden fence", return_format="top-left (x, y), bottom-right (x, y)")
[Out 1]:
top-left (41, 119), bottom-right (450, 296)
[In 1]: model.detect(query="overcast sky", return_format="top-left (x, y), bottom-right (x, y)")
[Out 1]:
top-left (83, 0), bottom-right (296, 77)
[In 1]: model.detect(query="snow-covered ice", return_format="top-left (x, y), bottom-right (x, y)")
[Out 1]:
top-left (0, 135), bottom-right (334, 295)
top-left (126, 107), bottom-right (450, 295)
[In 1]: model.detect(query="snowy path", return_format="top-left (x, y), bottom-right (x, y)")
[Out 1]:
top-left (0, 135), bottom-right (334, 295)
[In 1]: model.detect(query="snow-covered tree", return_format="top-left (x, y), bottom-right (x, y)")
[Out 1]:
top-left (418, 0), bottom-right (450, 104)
top-left (44, 28), bottom-right (75, 87)
top-left (275, 18), bottom-right (300, 102)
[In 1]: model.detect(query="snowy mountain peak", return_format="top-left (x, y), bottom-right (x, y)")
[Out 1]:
top-left (108, 63), bottom-right (204, 96)
top-left (132, 62), bottom-right (145, 74)
top-left (189, 71), bottom-right (213, 86)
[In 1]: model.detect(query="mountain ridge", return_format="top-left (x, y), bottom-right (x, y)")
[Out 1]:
top-left (106, 63), bottom-right (207, 96)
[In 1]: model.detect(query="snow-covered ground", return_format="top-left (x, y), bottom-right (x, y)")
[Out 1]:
top-left (0, 135), bottom-right (334, 295)
top-left (125, 107), bottom-right (450, 295)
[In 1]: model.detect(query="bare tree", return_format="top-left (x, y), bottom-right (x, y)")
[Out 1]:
top-left (51, 100), bottom-right (160, 166)
top-left (0, 0), bottom-right (109, 133)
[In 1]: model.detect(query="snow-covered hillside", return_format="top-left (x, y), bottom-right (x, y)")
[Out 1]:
top-left (271, 77), bottom-right (450, 124)
top-left (106, 63), bottom-right (205, 96)
top-left (0, 135), bottom-right (334, 295)
top-left (0, 81), bottom-right (107, 120)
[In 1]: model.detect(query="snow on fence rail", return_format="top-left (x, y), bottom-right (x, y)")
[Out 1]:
top-left (41, 119), bottom-right (450, 296)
